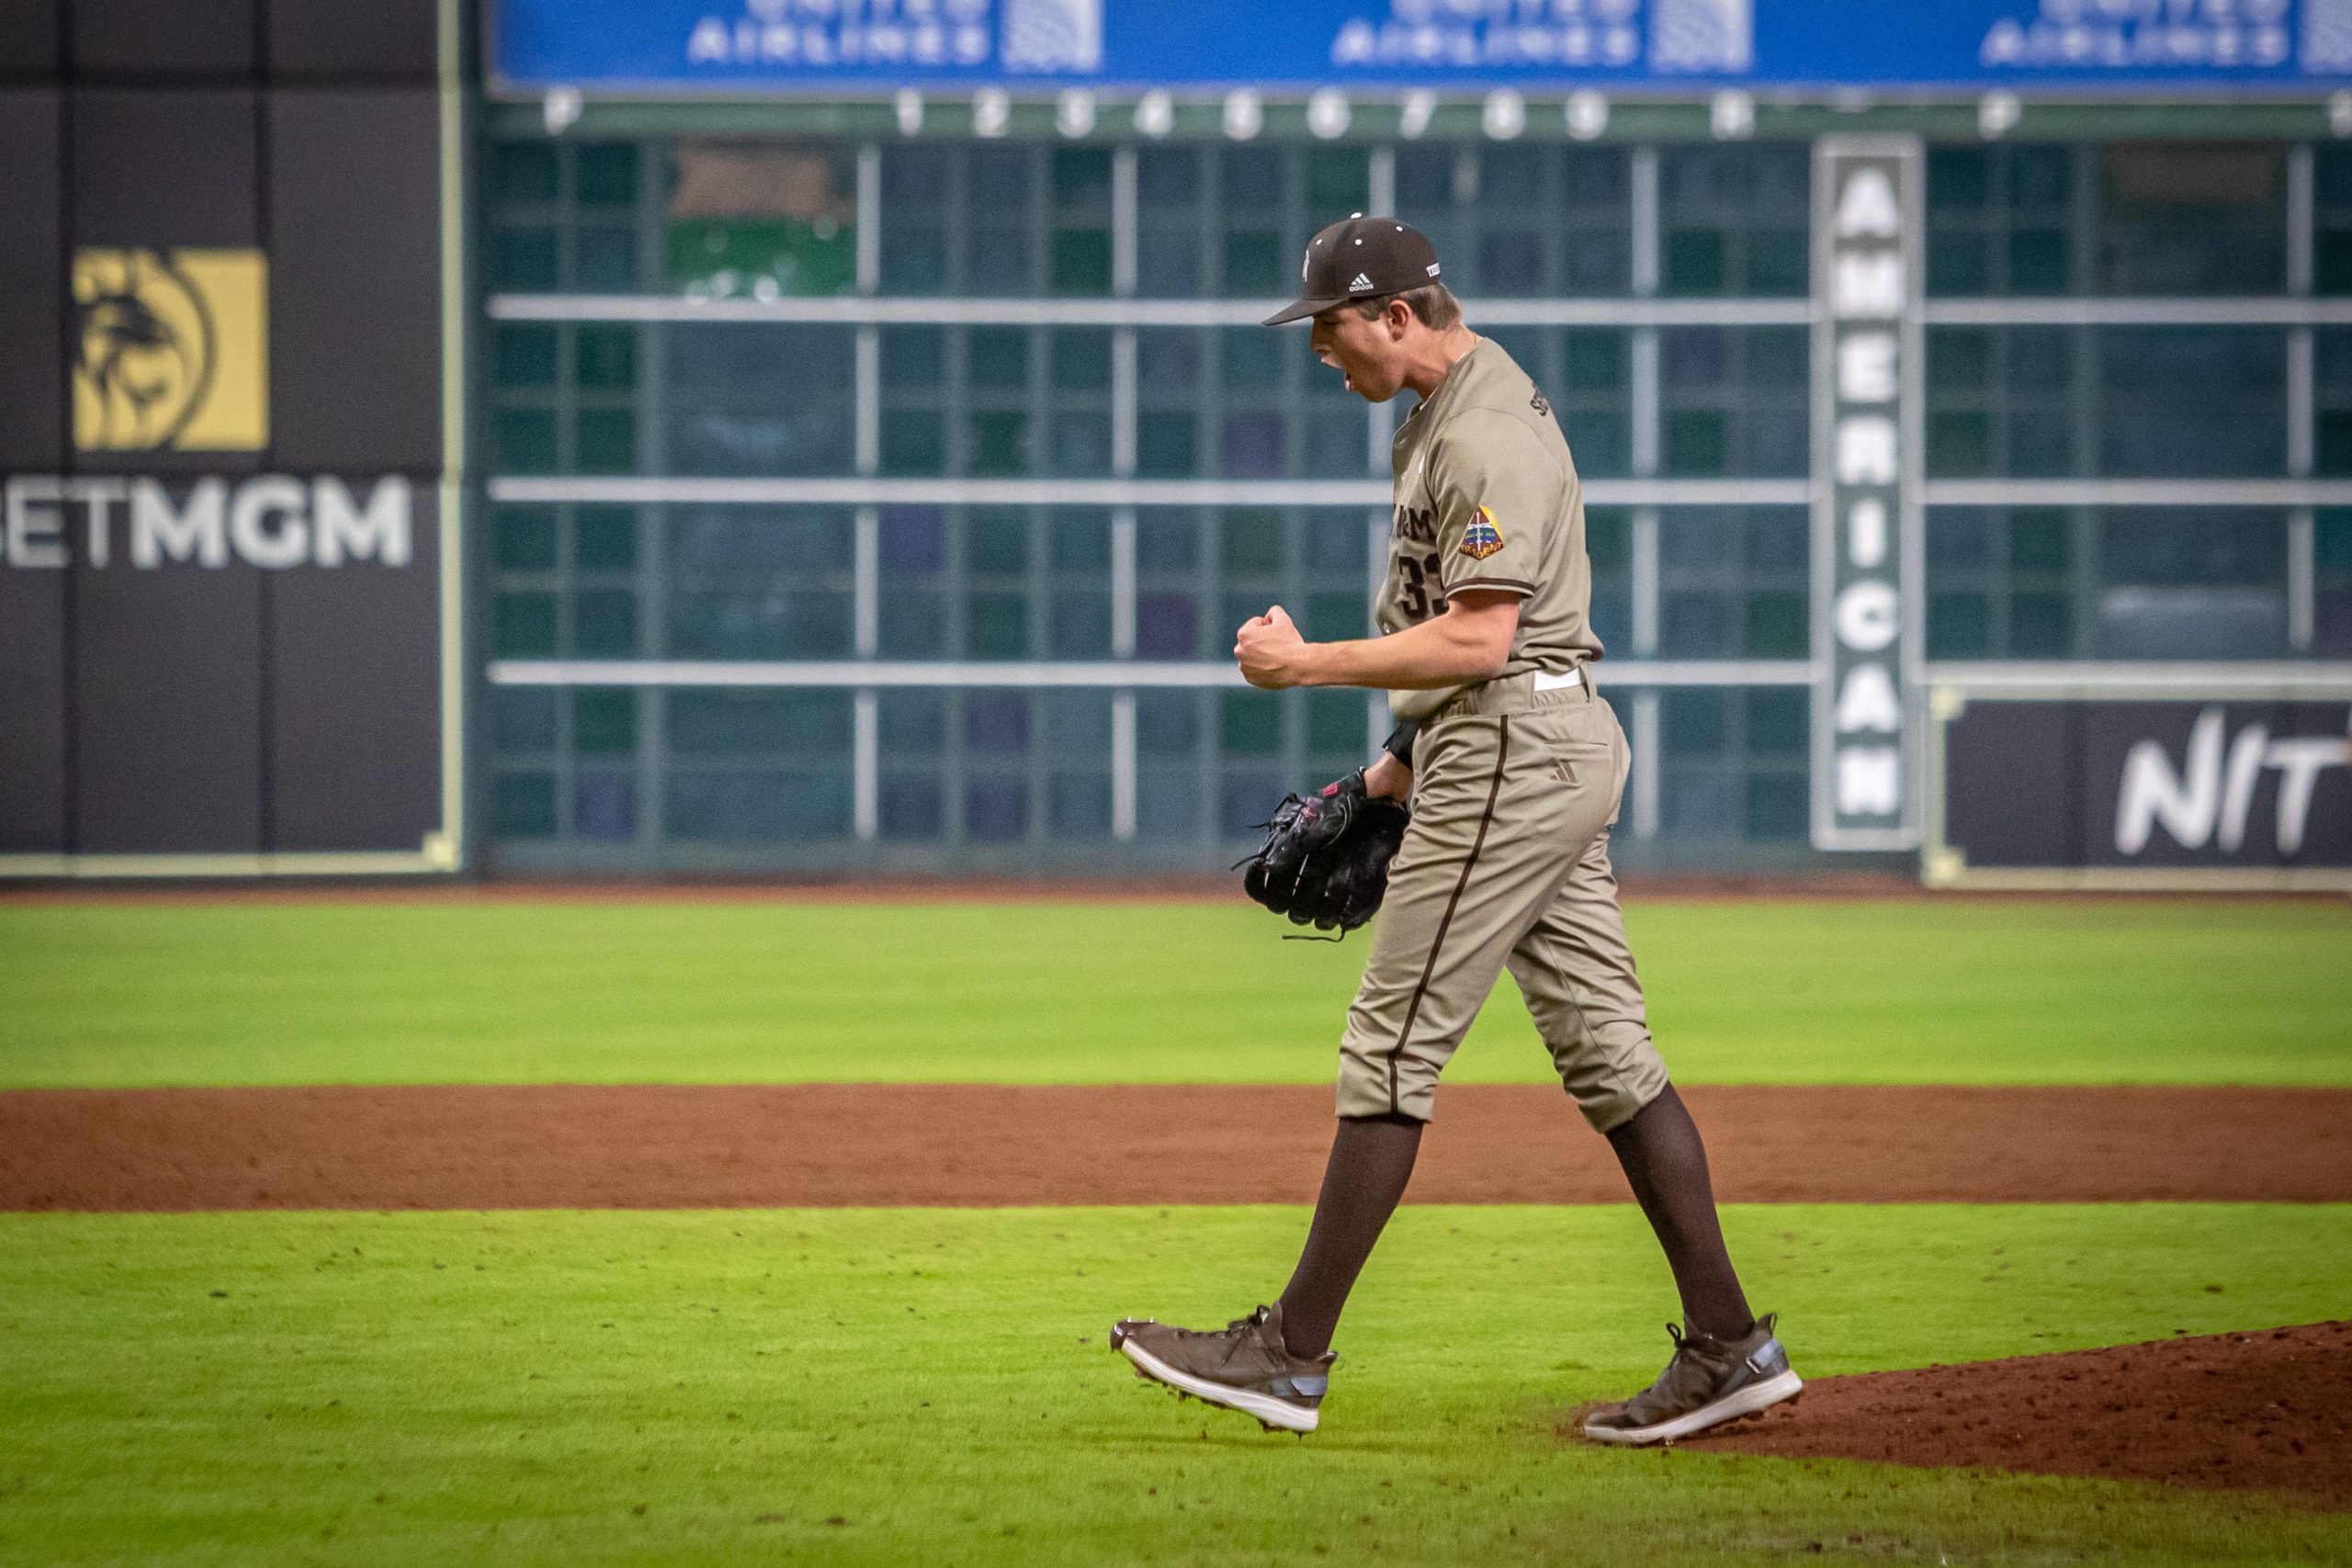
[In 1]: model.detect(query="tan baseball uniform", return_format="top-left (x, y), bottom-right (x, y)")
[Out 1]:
top-left (1335, 336), bottom-right (1669, 1131)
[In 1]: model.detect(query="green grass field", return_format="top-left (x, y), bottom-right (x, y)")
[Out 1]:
top-left (4, 896), bottom-right (2349, 1564)
top-left (4, 897), bottom-right (2348, 1087)
top-left (4, 1204), bottom-right (2348, 1566)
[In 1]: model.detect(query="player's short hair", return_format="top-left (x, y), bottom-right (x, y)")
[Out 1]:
top-left (1351, 281), bottom-right (1462, 331)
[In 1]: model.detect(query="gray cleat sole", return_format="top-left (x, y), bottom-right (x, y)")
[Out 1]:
top-left (1118, 1339), bottom-right (1320, 1433)
top-left (1581, 1368), bottom-right (1803, 1447)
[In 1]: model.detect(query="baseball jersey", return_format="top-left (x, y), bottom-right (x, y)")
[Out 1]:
top-left (1375, 335), bottom-right (1601, 721)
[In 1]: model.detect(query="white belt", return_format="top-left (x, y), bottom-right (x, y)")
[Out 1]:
top-left (1532, 668), bottom-right (1586, 694)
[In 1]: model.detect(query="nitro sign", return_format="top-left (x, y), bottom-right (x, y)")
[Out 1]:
top-left (1811, 139), bottom-right (1921, 852)
top-left (1932, 697), bottom-right (2352, 886)
top-left (2117, 706), bottom-right (2346, 860)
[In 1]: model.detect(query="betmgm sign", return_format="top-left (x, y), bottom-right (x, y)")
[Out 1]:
top-left (1, 63), bottom-right (463, 877)
top-left (1926, 690), bottom-right (2352, 891)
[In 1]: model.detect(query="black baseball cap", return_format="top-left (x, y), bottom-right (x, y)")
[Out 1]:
top-left (1261, 215), bottom-right (1443, 326)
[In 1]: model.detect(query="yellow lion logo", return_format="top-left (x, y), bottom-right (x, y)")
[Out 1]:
top-left (73, 248), bottom-right (267, 452)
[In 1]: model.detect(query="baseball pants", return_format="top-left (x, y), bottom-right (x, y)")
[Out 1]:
top-left (1334, 671), bottom-right (1669, 1130)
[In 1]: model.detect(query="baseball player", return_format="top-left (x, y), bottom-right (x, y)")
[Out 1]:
top-left (1112, 216), bottom-right (1800, 1446)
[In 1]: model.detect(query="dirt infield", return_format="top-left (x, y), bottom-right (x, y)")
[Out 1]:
top-left (4, 1083), bottom-right (2347, 1212)
top-left (1688, 1321), bottom-right (2352, 1506)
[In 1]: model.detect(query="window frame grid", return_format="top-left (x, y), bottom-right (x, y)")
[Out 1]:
top-left (479, 128), bottom-right (2352, 871)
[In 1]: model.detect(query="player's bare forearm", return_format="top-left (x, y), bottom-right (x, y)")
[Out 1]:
top-left (1235, 593), bottom-right (1520, 691)
top-left (1363, 752), bottom-right (1413, 800)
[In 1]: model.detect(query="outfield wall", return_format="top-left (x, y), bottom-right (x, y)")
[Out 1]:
top-left (4, 0), bottom-right (2351, 882)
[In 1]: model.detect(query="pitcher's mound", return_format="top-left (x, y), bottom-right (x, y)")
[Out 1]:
top-left (1689, 1321), bottom-right (2352, 1506)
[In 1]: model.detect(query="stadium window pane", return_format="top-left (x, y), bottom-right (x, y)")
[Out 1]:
top-left (572, 589), bottom-right (638, 657)
top-left (1743, 773), bottom-right (1807, 841)
top-left (571, 688), bottom-right (637, 757)
top-left (2093, 510), bottom-right (2287, 659)
top-left (1218, 773), bottom-right (1283, 838)
top-left (575, 505), bottom-right (637, 571)
top-left (668, 690), bottom-right (854, 754)
top-left (1657, 144), bottom-right (1807, 298)
top-left (573, 142), bottom-right (637, 206)
top-left (880, 775), bottom-right (944, 840)
top-left (494, 323), bottom-right (557, 388)
top-left (574, 228), bottom-right (636, 291)
top-left (964, 691), bottom-right (1030, 757)
top-left (959, 779), bottom-right (1028, 843)
top-left (571, 773), bottom-right (637, 842)
top-left (2096, 143), bottom-right (2284, 296)
top-left (491, 228), bottom-right (557, 291)
top-left (666, 506), bottom-right (853, 659)
top-left (493, 505), bottom-right (558, 571)
top-left (1048, 773), bottom-right (1113, 839)
top-left (1219, 690), bottom-right (1282, 756)
top-left (493, 592), bottom-right (557, 657)
top-left (1928, 592), bottom-right (1994, 659)
top-left (494, 688), bottom-right (558, 753)
top-left (573, 410), bottom-right (637, 474)
top-left (1305, 146), bottom-right (1369, 213)
top-left (665, 325), bottom-right (855, 474)
top-left (2096, 330), bottom-right (2284, 478)
top-left (2315, 512), bottom-right (2352, 653)
top-left (492, 773), bottom-right (558, 838)
top-left (1136, 770), bottom-right (1201, 840)
top-left (574, 325), bottom-right (635, 390)
top-left (879, 691), bottom-right (946, 756)
top-left (492, 142), bottom-right (559, 203)
top-left (1306, 690), bottom-right (1364, 755)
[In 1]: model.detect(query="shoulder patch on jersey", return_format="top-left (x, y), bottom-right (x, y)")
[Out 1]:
top-left (1461, 506), bottom-right (1505, 560)
top-left (1530, 390), bottom-right (1551, 417)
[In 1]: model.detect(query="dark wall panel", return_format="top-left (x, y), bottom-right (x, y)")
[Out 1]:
top-left (69, 87), bottom-right (256, 246)
top-left (0, 570), bottom-right (70, 852)
top-left (8, 3), bottom-right (457, 872)
top-left (1942, 701), bottom-right (2071, 869)
top-left (0, 90), bottom-right (65, 469)
top-left (270, 478), bottom-right (443, 851)
top-left (0, 0), bottom-right (62, 77)
top-left (70, 0), bottom-right (255, 77)
top-left (68, 86), bottom-right (263, 479)
top-left (268, 89), bottom-right (442, 471)
top-left (71, 548), bottom-right (263, 853)
top-left (269, 0), bottom-right (435, 81)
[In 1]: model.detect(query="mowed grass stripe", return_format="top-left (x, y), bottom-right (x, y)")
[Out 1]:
top-left (4, 899), bottom-right (2349, 1089)
top-left (1, 1204), bottom-right (2346, 1567)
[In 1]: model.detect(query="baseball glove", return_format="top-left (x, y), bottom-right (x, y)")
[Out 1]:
top-left (1238, 770), bottom-right (1411, 938)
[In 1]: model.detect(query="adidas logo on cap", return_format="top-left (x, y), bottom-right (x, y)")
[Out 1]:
top-left (1349, 272), bottom-right (1374, 291)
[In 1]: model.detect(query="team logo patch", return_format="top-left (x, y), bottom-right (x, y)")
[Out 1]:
top-left (73, 247), bottom-right (269, 452)
top-left (1461, 506), bottom-right (1505, 560)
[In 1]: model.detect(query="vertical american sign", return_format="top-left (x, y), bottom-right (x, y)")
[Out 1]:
top-left (1811, 137), bottom-right (1922, 852)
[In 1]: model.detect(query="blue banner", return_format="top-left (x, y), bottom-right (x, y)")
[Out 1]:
top-left (495, 0), bottom-right (2351, 93)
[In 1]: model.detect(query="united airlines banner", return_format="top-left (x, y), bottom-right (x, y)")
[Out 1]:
top-left (1926, 694), bottom-right (2352, 888)
top-left (495, 0), bottom-right (2352, 92)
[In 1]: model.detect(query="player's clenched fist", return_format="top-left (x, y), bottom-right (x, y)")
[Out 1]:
top-left (1235, 604), bottom-right (1313, 689)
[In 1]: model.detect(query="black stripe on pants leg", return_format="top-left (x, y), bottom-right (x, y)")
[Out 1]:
top-left (1384, 716), bottom-right (1511, 1115)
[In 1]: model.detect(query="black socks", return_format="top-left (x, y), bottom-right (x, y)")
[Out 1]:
top-left (1274, 1112), bottom-right (1424, 1360)
top-left (1606, 1084), bottom-right (1755, 1343)
top-left (1274, 1087), bottom-right (1753, 1361)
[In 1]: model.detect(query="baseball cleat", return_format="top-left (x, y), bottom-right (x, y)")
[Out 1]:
top-left (1581, 1313), bottom-right (1802, 1447)
top-left (1110, 1302), bottom-right (1333, 1434)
